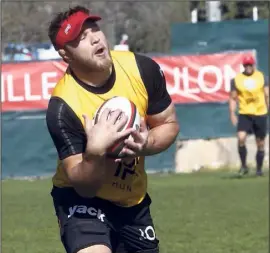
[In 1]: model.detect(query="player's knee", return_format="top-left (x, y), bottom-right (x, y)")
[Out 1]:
top-left (256, 138), bottom-right (265, 151)
top-left (77, 245), bottom-right (112, 253)
top-left (238, 138), bottom-right (246, 147)
top-left (237, 132), bottom-right (246, 146)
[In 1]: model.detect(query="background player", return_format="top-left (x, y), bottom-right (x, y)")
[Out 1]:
top-left (229, 55), bottom-right (269, 176)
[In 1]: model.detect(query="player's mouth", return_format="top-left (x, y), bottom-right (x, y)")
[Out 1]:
top-left (95, 47), bottom-right (106, 56)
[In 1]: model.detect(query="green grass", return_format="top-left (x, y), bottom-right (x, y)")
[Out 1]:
top-left (2, 171), bottom-right (269, 253)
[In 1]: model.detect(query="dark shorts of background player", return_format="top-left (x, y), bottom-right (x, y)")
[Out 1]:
top-left (51, 186), bottom-right (159, 253)
top-left (237, 114), bottom-right (268, 139)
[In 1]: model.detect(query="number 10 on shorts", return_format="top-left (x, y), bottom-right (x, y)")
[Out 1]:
top-left (139, 226), bottom-right (156, 241)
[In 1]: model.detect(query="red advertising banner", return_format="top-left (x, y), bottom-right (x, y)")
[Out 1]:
top-left (1, 61), bottom-right (67, 112)
top-left (1, 50), bottom-right (254, 112)
top-left (152, 50), bottom-right (255, 103)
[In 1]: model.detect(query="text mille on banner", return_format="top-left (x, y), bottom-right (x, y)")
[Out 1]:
top-left (1, 50), bottom-right (255, 112)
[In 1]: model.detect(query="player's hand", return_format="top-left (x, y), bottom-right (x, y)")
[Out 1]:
top-left (83, 109), bottom-right (135, 157)
top-left (230, 114), bottom-right (238, 126)
top-left (117, 118), bottom-right (149, 159)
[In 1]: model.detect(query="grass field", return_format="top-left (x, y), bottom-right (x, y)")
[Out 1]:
top-left (2, 171), bottom-right (268, 253)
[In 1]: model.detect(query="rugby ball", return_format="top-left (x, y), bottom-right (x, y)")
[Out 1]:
top-left (93, 96), bottom-right (141, 158)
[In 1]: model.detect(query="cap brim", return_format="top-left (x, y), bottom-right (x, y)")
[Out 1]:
top-left (55, 11), bottom-right (102, 49)
top-left (243, 61), bottom-right (255, 65)
top-left (67, 15), bottom-right (102, 44)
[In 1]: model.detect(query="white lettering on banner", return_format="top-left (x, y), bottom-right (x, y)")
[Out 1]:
top-left (1, 71), bottom-right (58, 103)
top-left (168, 67), bottom-right (180, 94)
top-left (160, 64), bottom-right (243, 96)
top-left (1, 74), bottom-right (5, 102)
top-left (171, 67), bottom-right (200, 94)
top-left (7, 74), bottom-right (24, 102)
top-left (42, 72), bottom-right (57, 99)
top-left (25, 73), bottom-right (42, 101)
top-left (198, 65), bottom-right (222, 93)
top-left (181, 67), bottom-right (200, 93)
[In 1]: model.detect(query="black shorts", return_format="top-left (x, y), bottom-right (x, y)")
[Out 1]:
top-left (237, 114), bottom-right (268, 138)
top-left (51, 186), bottom-right (159, 253)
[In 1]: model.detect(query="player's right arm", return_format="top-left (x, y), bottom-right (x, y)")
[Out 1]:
top-left (229, 79), bottom-right (238, 126)
top-left (46, 97), bottom-right (133, 198)
top-left (263, 75), bottom-right (269, 110)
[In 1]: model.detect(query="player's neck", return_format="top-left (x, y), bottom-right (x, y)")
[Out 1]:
top-left (243, 71), bottom-right (254, 76)
top-left (71, 66), bottom-right (113, 88)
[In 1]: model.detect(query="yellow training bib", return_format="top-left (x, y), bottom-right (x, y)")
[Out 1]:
top-left (51, 51), bottom-right (149, 207)
top-left (234, 70), bottom-right (267, 115)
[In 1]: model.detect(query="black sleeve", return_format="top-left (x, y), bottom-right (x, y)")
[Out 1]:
top-left (230, 79), bottom-right (236, 91)
top-left (134, 53), bottom-right (172, 115)
top-left (46, 97), bottom-right (87, 160)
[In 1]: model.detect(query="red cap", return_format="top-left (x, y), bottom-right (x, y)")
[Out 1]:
top-left (55, 11), bottom-right (101, 49)
top-left (242, 55), bottom-right (255, 65)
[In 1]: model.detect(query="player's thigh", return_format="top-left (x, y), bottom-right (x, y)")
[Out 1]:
top-left (119, 197), bottom-right (159, 253)
top-left (51, 187), bottom-right (113, 253)
top-left (237, 114), bottom-right (251, 144)
top-left (77, 244), bottom-right (111, 253)
top-left (253, 115), bottom-right (268, 140)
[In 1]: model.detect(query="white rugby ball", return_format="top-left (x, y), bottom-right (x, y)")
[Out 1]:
top-left (93, 96), bottom-right (141, 158)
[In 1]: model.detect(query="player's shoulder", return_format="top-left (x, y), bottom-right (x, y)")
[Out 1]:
top-left (46, 96), bottom-right (64, 118)
top-left (234, 72), bottom-right (243, 79)
top-left (51, 69), bottom-right (78, 103)
top-left (133, 52), bottom-right (160, 70)
top-left (255, 69), bottom-right (264, 76)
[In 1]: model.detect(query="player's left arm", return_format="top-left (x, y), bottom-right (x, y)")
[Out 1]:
top-left (263, 75), bottom-right (269, 109)
top-left (136, 54), bottom-right (179, 156)
top-left (144, 103), bottom-right (179, 156)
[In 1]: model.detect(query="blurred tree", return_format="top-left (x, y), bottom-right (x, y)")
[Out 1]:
top-left (2, 1), bottom-right (190, 53)
top-left (2, 1), bottom-right (268, 53)
top-left (221, 1), bottom-right (270, 20)
top-left (190, 1), bottom-right (269, 21)
top-left (190, 1), bottom-right (207, 21)
top-left (111, 1), bottom-right (190, 53)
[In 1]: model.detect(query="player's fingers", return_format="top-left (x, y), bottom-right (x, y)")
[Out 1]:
top-left (116, 128), bottom-right (135, 140)
top-left (108, 109), bottom-right (124, 124)
top-left (82, 114), bottom-right (93, 131)
top-left (119, 147), bottom-right (136, 157)
top-left (130, 130), bottom-right (144, 143)
top-left (140, 118), bottom-right (148, 132)
top-left (99, 108), bottom-right (111, 123)
top-left (115, 114), bottom-right (129, 131)
top-left (124, 139), bottom-right (141, 151)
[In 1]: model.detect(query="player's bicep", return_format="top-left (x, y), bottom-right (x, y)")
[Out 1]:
top-left (230, 79), bottom-right (238, 100)
top-left (147, 103), bottom-right (178, 129)
top-left (230, 90), bottom-right (238, 100)
top-left (46, 97), bottom-right (87, 162)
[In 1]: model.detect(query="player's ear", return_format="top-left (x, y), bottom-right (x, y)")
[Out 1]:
top-left (58, 48), bottom-right (72, 63)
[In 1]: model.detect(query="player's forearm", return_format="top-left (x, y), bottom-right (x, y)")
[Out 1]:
top-left (143, 122), bottom-right (179, 156)
top-left (229, 98), bottom-right (237, 115)
top-left (70, 155), bottom-right (106, 198)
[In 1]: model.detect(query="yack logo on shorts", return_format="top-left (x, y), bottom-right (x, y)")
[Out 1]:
top-left (67, 205), bottom-right (106, 222)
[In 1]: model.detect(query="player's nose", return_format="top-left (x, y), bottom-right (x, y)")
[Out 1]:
top-left (91, 34), bottom-right (100, 45)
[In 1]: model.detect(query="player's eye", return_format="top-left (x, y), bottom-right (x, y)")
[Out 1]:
top-left (80, 34), bottom-right (86, 40)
